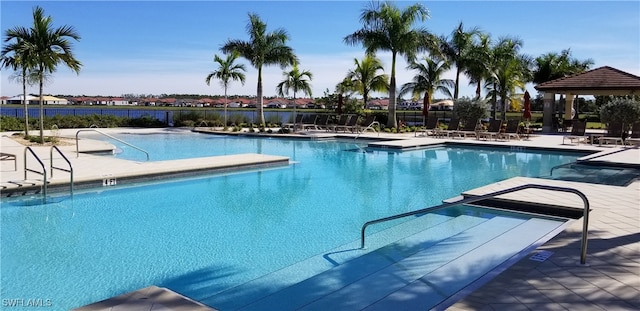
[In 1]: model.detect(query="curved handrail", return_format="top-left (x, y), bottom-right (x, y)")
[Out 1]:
top-left (24, 146), bottom-right (47, 198)
top-left (76, 129), bottom-right (149, 161)
top-left (361, 184), bottom-right (591, 265)
top-left (50, 145), bottom-right (74, 196)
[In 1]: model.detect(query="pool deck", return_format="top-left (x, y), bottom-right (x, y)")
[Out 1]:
top-left (1, 127), bottom-right (638, 310)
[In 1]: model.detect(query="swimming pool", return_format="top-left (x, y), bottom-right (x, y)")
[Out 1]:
top-left (1, 133), bottom-right (581, 310)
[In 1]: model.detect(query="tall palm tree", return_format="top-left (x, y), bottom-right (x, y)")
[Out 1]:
top-left (344, 55), bottom-right (389, 111)
top-left (28, 6), bottom-right (82, 143)
top-left (205, 51), bottom-right (246, 128)
top-left (344, 1), bottom-right (436, 128)
top-left (484, 37), bottom-right (530, 120)
top-left (221, 13), bottom-right (298, 127)
top-left (399, 56), bottom-right (454, 122)
top-left (465, 32), bottom-right (492, 99)
top-left (276, 63), bottom-right (313, 132)
top-left (439, 22), bottom-right (482, 99)
top-left (1, 29), bottom-right (35, 138)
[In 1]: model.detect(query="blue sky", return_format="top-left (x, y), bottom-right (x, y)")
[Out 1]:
top-left (1, 0), bottom-right (639, 99)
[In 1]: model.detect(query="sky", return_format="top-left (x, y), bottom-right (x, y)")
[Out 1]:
top-left (1, 0), bottom-right (639, 100)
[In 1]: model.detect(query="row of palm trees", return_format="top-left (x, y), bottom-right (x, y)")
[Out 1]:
top-left (1, 6), bottom-right (82, 142)
top-left (4, 3), bottom-right (594, 138)
top-left (209, 2), bottom-right (593, 130)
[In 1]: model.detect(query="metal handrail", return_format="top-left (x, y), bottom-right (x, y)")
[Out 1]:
top-left (360, 184), bottom-right (591, 265)
top-left (76, 129), bottom-right (150, 161)
top-left (24, 146), bottom-right (47, 198)
top-left (50, 145), bottom-right (74, 197)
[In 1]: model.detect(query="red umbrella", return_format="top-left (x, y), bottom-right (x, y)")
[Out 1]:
top-left (522, 91), bottom-right (532, 121)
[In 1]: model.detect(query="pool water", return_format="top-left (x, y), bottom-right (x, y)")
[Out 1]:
top-left (1, 133), bottom-right (581, 310)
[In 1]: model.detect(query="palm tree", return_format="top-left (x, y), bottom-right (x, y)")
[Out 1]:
top-left (1, 29), bottom-right (35, 138)
top-left (344, 1), bottom-right (436, 128)
top-left (399, 56), bottom-right (454, 122)
top-left (465, 32), bottom-right (492, 99)
top-left (28, 6), bottom-right (82, 143)
top-left (532, 49), bottom-right (593, 84)
top-left (221, 13), bottom-right (298, 127)
top-left (439, 22), bottom-right (482, 99)
top-left (484, 37), bottom-right (530, 120)
top-left (532, 49), bottom-right (593, 121)
top-left (276, 63), bottom-right (313, 132)
top-left (205, 51), bottom-right (246, 128)
top-left (344, 55), bottom-right (389, 111)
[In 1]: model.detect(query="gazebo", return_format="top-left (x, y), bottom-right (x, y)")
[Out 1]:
top-left (534, 66), bottom-right (640, 132)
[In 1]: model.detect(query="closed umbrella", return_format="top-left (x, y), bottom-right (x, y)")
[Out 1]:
top-left (523, 91), bottom-right (532, 121)
top-left (337, 94), bottom-right (343, 114)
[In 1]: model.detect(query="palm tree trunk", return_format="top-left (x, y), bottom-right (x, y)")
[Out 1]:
top-left (224, 89), bottom-right (228, 128)
top-left (22, 68), bottom-right (29, 138)
top-left (387, 52), bottom-right (398, 128)
top-left (256, 67), bottom-right (265, 127)
top-left (454, 67), bottom-right (461, 99)
top-left (39, 78), bottom-right (44, 143)
top-left (292, 93), bottom-right (297, 132)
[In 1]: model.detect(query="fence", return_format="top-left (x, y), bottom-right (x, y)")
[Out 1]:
top-left (0, 106), bottom-right (458, 127)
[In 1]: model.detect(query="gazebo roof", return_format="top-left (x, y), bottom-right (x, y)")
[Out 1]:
top-left (534, 66), bottom-right (640, 95)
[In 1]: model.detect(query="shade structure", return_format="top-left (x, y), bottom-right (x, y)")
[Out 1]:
top-left (523, 91), bottom-right (532, 121)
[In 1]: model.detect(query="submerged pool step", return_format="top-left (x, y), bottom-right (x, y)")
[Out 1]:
top-left (233, 215), bottom-right (563, 311)
top-left (203, 213), bottom-right (480, 310)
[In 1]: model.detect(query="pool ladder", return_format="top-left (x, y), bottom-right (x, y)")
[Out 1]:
top-left (23, 146), bottom-right (74, 200)
top-left (360, 184), bottom-right (591, 265)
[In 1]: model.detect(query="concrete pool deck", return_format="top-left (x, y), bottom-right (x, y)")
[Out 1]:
top-left (1, 127), bottom-right (638, 310)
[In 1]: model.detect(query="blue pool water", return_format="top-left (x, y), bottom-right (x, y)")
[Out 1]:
top-left (1, 133), bottom-right (581, 310)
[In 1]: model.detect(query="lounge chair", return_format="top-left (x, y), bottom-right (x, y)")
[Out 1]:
top-left (283, 114), bottom-right (304, 131)
top-left (625, 122), bottom-right (640, 146)
top-left (454, 119), bottom-right (480, 139)
top-left (335, 115), bottom-right (359, 133)
top-left (356, 115), bottom-right (379, 133)
top-left (415, 115), bottom-right (440, 137)
top-left (477, 119), bottom-right (503, 141)
top-left (599, 122), bottom-right (624, 146)
top-left (499, 119), bottom-right (520, 141)
top-left (300, 114), bottom-right (318, 131)
top-left (562, 120), bottom-right (588, 145)
top-left (314, 114), bottom-right (331, 131)
top-left (442, 117), bottom-right (461, 138)
top-left (330, 115), bottom-right (352, 132)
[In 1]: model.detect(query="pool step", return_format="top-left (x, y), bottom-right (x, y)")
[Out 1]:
top-left (208, 214), bottom-right (564, 311)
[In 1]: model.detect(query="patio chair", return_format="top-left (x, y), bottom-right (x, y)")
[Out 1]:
top-left (355, 115), bottom-right (379, 133)
top-left (599, 122), bottom-right (624, 146)
top-left (562, 120), bottom-right (588, 145)
top-left (454, 119), bottom-right (480, 139)
top-left (336, 115), bottom-right (359, 133)
top-left (300, 114), bottom-right (318, 131)
top-left (283, 114), bottom-right (304, 131)
top-left (442, 117), bottom-right (461, 138)
top-left (415, 115), bottom-right (440, 137)
top-left (330, 114), bottom-right (352, 132)
top-left (314, 114), bottom-right (331, 131)
top-left (477, 119), bottom-right (503, 141)
top-left (625, 122), bottom-right (640, 146)
top-left (499, 119), bottom-right (521, 141)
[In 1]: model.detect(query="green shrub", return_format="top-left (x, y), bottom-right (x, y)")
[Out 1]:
top-left (454, 97), bottom-right (489, 126)
top-left (599, 98), bottom-right (640, 131)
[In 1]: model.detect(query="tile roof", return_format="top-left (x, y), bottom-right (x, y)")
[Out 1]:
top-left (535, 66), bottom-right (640, 93)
